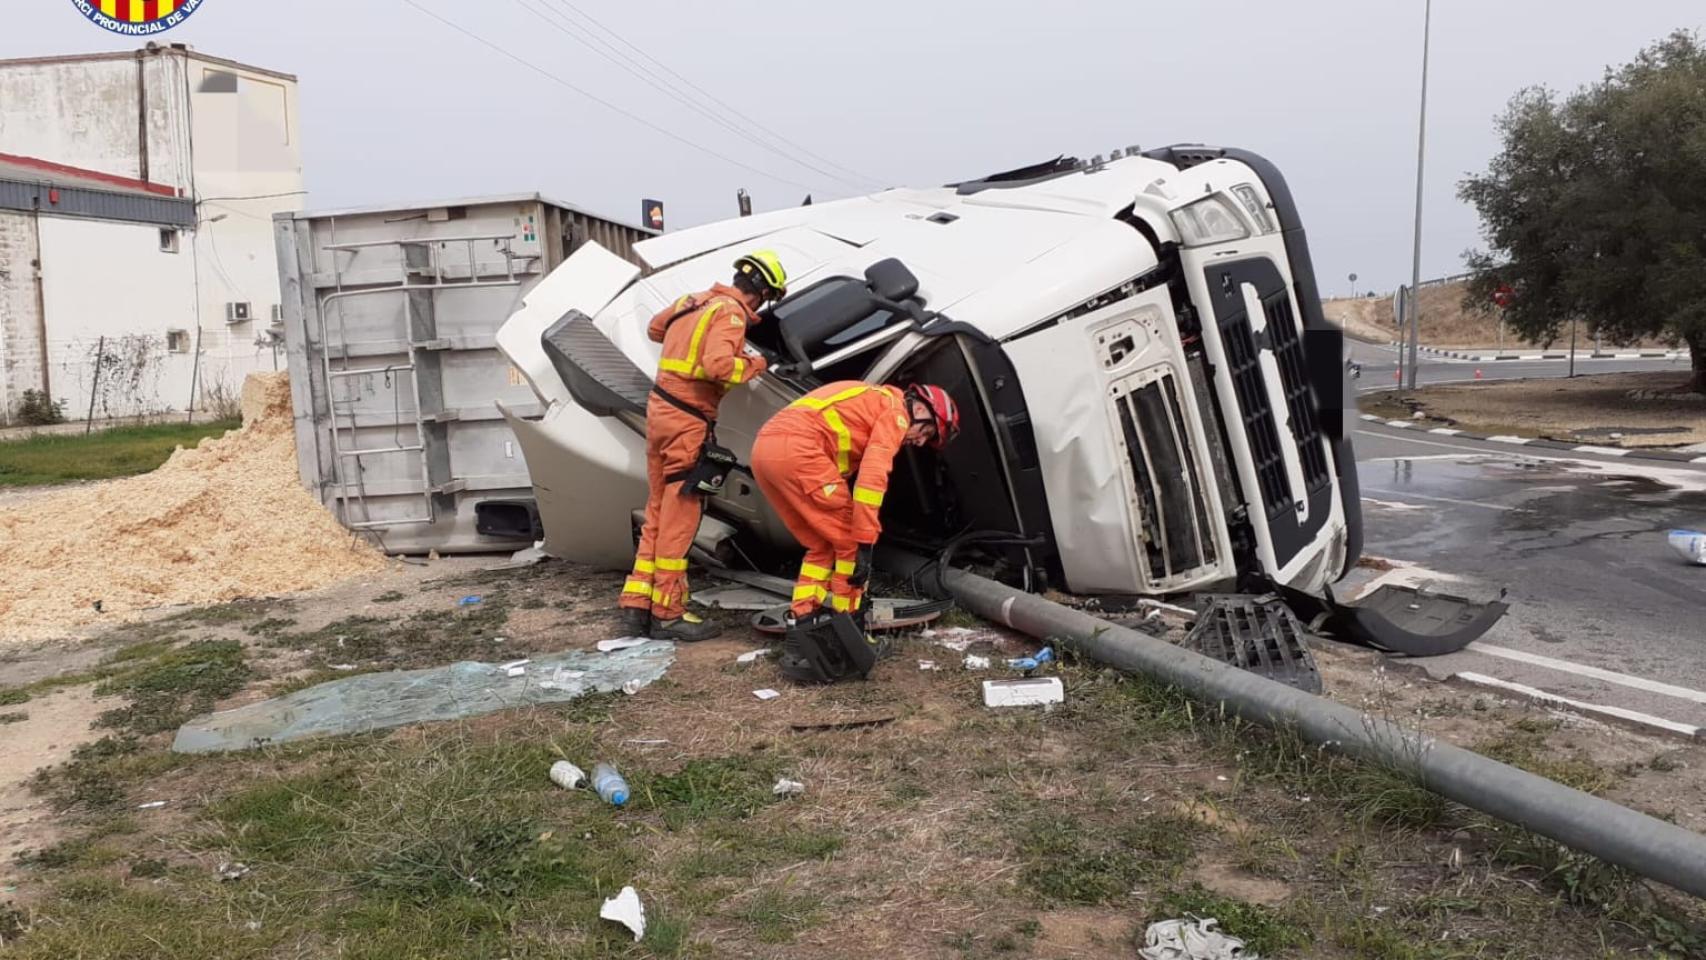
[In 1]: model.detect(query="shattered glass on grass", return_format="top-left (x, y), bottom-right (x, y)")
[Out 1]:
top-left (171, 642), bottom-right (675, 753)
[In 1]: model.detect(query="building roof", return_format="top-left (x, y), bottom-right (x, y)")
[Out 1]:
top-left (0, 152), bottom-right (194, 227)
top-left (0, 44), bottom-right (297, 83)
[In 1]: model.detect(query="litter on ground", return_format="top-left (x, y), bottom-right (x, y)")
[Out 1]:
top-left (963, 655), bottom-right (991, 670)
top-left (772, 777), bottom-right (806, 797)
top-left (982, 677), bottom-right (1065, 708)
top-left (753, 689), bottom-right (781, 701)
top-left (599, 886), bottom-right (646, 942)
top-left (735, 648), bottom-right (774, 664)
top-left (171, 642), bottom-right (674, 753)
top-left (548, 761), bottom-right (587, 790)
top-left (1138, 917), bottom-right (1256, 960)
top-left (1669, 529), bottom-right (1706, 566)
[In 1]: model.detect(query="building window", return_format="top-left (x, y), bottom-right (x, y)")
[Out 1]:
top-left (167, 329), bottom-right (191, 353)
top-left (160, 228), bottom-right (180, 253)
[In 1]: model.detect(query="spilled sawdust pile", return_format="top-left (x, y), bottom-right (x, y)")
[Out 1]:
top-left (0, 373), bottom-right (383, 645)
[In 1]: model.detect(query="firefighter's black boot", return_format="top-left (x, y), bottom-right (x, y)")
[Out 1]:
top-left (649, 611), bottom-right (721, 642)
top-left (616, 607), bottom-right (650, 639)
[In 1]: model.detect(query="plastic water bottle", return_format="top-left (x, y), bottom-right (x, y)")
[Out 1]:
top-left (548, 761), bottom-right (586, 790)
top-left (592, 762), bottom-right (630, 807)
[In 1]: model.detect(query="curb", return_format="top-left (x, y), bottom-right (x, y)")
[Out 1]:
top-left (1358, 414), bottom-right (1706, 464)
top-left (1388, 341), bottom-right (1682, 363)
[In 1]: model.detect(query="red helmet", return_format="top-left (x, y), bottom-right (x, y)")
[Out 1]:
top-left (906, 384), bottom-right (960, 449)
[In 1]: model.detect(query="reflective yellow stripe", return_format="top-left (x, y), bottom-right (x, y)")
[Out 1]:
top-left (822, 409), bottom-right (853, 474)
top-left (831, 595), bottom-right (852, 612)
top-left (792, 384), bottom-right (872, 410)
top-left (834, 559), bottom-right (856, 576)
top-left (682, 304), bottom-right (719, 379)
top-left (799, 562), bottom-right (831, 581)
top-left (623, 579), bottom-right (653, 596)
top-left (726, 357), bottom-right (746, 384)
top-left (633, 559), bottom-right (656, 574)
top-left (656, 557), bottom-right (688, 572)
top-left (658, 357), bottom-right (692, 374)
top-left (853, 487), bottom-right (884, 507)
top-left (792, 584), bottom-right (826, 602)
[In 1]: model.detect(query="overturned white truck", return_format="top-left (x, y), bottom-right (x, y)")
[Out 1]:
top-left (495, 146), bottom-right (1505, 656)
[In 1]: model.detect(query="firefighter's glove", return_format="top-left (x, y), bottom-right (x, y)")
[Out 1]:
top-left (850, 543), bottom-right (876, 589)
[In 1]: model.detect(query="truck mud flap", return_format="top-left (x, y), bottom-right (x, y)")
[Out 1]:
top-left (541, 311), bottom-right (653, 418)
top-left (1286, 584), bottom-right (1509, 657)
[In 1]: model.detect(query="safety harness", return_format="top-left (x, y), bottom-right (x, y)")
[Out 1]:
top-left (652, 296), bottom-right (750, 495)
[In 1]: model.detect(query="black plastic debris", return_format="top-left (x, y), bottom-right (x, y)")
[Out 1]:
top-left (1182, 594), bottom-right (1322, 693)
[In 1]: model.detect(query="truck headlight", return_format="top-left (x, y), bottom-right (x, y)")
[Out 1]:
top-left (1231, 183), bottom-right (1276, 234)
top-left (1168, 195), bottom-right (1252, 247)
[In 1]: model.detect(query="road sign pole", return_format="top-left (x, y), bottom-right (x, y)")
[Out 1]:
top-left (1405, 0), bottom-right (1433, 393)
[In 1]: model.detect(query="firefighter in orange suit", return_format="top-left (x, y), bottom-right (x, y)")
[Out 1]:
top-left (618, 251), bottom-right (788, 641)
top-left (750, 382), bottom-right (961, 620)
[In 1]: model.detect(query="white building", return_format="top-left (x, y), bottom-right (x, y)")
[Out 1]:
top-left (0, 43), bottom-right (303, 424)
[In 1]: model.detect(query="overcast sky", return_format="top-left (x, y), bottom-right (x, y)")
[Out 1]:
top-left (8, 1), bottom-right (1703, 293)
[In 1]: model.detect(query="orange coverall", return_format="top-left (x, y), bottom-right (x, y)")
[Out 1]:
top-left (620, 284), bottom-right (768, 620)
top-left (750, 382), bottom-right (911, 617)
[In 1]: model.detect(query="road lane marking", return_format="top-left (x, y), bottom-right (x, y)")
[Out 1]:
top-left (1455, 672), bottom-right (1701, 737)
top-left (1466, 643), bottom-right (1706, 706)
top-left (1486, 435), bottom-right (1532, 445)
top-left (1363, 488), bottom-right (1518, 512)
top-left (1571, 445), bottom-right (1632, 457)
top-left (1427, 428), bottom-right (1463, 435)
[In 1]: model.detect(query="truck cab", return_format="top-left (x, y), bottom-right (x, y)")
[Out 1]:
top-left (496, 145), bottom-right (1364, 609)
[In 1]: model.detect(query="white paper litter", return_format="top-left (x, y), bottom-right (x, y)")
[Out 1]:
top-left (963, 655), bottom-right (991, 670)
top-left (598, 637), bottom-right (652, 652)
top-left (217, 862), bottom-right (251, 882)
top-left (772, 777), bottom-right (806, 797)
top-left (538, 667), bottom-right (589, 690)
top-left (136, 800), bottom-right (168, 810)
top-left (600, 886), bottom-right (647, 942)
top-left (918, 659), bottom-right (938, 671)
top-left (506, 666), bottom-right (527, 678)
top-left (1139, 917), bottom-right (1256, 960)
top-left (736, 648), bottom-right (774, 664)
top-left (753, 688), bottom-right (781, 701)
top-left (923, 626), bottom-right (984, 652)
top-left (621, 679), bottom-right (645, 696)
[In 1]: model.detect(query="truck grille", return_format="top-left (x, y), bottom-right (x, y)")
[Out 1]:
top-left (1115, 373), bottom-right (1217, 585)
top-left (1216, 307), bottom-right (1292, 519)
top-left (1262, 292), bottom-right (1331, 494)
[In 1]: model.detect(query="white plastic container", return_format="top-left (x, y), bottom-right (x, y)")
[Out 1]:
top-left (982, 677), bottom-right (1065, 708)
top-left (548, 760), bottom-right (587, 790)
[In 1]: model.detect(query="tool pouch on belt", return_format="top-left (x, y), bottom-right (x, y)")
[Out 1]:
top-left (778, 612), bottom-right (877, 684)
top-left (653, 386), bottom-right (738, 496)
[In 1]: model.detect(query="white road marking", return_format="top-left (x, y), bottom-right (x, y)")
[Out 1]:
top-left (1486, 435), bottom-right (1531, 445)
top-left (1455, 672), bottom-right (1701, 738)
top-left (1427, 428), bottom-right (1463, 436)
top-left (1360, 497), bottom-right (1427, 512)
top-left (1466, 643), bottom-right (1706, 706)
top-left (1363, 488), bottom-right (1517, 512)
top-left (1571, 445), bottom-right (1632, 457)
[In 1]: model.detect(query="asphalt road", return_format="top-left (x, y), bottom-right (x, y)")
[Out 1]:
top-left (1347, 339), bottom-right (1691, 392)
top-left (1348, 420), bottom-right (1706, 734)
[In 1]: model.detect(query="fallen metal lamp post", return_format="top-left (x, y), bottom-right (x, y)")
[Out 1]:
top-left (938, 564), bottom-right (1706, 900)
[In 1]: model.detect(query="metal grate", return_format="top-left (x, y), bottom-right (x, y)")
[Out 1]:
top-left (1182, 595), bottom-right (1322, 693)
top-left (1114, 374), bottom-right (1215, 584)
top-left (1262, 292), bottom-right (1331, 493)
top-left (1217, 306), bottom-right (1292, 519)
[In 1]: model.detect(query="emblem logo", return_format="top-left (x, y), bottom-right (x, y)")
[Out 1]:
top-left (72, 0), bottom-right (206, 36)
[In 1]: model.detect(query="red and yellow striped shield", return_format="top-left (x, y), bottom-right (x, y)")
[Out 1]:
top-left (75, 0), bottom-right (207, 34)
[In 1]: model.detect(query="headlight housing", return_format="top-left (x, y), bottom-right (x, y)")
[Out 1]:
top-left (1230, 183), bottom-right (1276, 234)
top-left (1168, 195), bottom-right (1251, 247)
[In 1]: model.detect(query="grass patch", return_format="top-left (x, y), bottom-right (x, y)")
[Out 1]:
top-left (642, 755), bottom-right (783, 829)
top-left (733, 884), bottom-right (825, 944)
top-left (1476, 726), bottom-right (1618, 795)
top-left (274, 602), bottom-right (512, 670)
top-left (31, 736), bottom-right (184, 810)
top-left (92, 639), bottom-right (253, 735)
top-left (0, 419), bottom-right (241, 487)
top-left (1151, 885), bottom-right (1311, 954)
top-left (1016, 813), bottom-right (1205, 905)
top-left (0, 687), bottom-right (30, 707)
top-left (371, 591), bottom-right (405, 603)
top-left (0, 711), bottom-right (28, 724)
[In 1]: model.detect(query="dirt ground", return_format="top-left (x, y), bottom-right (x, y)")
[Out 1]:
top-left (1324, 283), bottom-right (1678, 352)
top-left (1, 556), bottom-right (1703, 958)
top-left (1364, 371), bottom-right (1706, 448)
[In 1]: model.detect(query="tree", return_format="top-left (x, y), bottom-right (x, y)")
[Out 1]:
top-left (1460, 30), bottom-right (1706, 392)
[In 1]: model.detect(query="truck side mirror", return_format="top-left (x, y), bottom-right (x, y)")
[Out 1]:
top-left (865, 258), bottom-right (919, 303)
